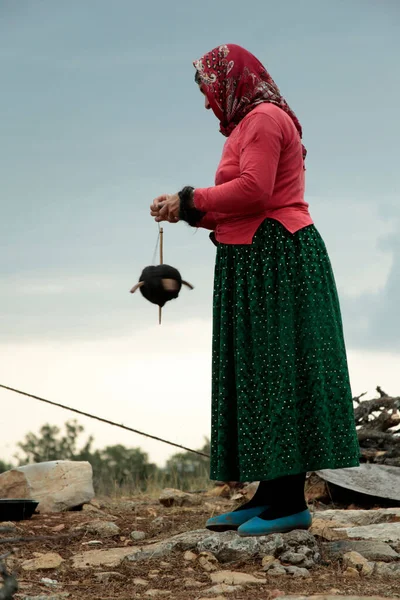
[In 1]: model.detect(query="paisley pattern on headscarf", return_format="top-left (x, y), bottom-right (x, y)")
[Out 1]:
top-left (194, 44), bottom-right (306, 159)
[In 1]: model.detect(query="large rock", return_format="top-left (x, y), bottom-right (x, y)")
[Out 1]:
top-left (159, 488), bottom-right (202, 507)
top-left (310, 518), bottom-right (349, 541)
top-left (323, 540), bottom-right (399, 562)
top-left (210, 570), bottom-right (266, 585)
top-left (336, 522), bottom-right (400, 542)
top-left (197, 530), bottom-right (319, 564)
top-left (72, 547), bottom-right (137, 569)
top-left (315, 508), bottom-right (400, 527)
top-left (84, 520), bottom-right (120, 538)
top-left (198, 531), bottom-right (267, 563)
top-left (0, 461), bottom-right (94, 512)
top-left (342, 551), bottom-right (374, 576)
top-left (374, 562), bottom-right (400, 577)
top-left (127, 528), bottom-right (319, 566)
top-left (22, 552), bottom-right (64, 571)
top-left (126, 530), bottom-right (211, 562)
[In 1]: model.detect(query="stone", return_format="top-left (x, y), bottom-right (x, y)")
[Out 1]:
top-left (183, 578), bottom-right (205, 588)
top-left (342, 551), bottom-right (375, 576)
top-left (198, 530), bottom-right (261, 562)
top-left (280, 551), bottom-right (306, 565)
top-left (210, 570), bottom-right (267, 585)
top-left (310, 519), bottom-right (348, 541)
top-left (22, 552), bottom-right (64, 571)
top-left (337, 522), bottom-right (400, 542)
top-left (198, 551), bottom-right (218, 572)
top-left (0, 521), bottom-right (18, 533)
top-left (281, 529), bottom-right (319, 553)
top-left (198, 597), bottom-right (225, 600)
top-left (94, 571), bottom-right (126, 583)
top-left (81, 503), bottom-right (112, 518)
top-left (84, 519), bottom-right (120, 538)
top-left (151, 516), bottom-right (166, 532)
top-left (0, 460), bottom-right (94, 512)
top-left (126, 527), bottom-right (317, 566)
top-left (279, 550), bottom-right (314, 568)
top-left (81, 540), bottom-right (103, 546)
top-left (126, 529), bottom-right (210, 562)
top-left (322, 539), bottom-right (399, 562)
top-left (285, 566), bottom-right (311, 577)
top-left (134, 578), bottom-right (149, 586)
top-left (268, 565), bottom-right (287, 576)
top-left (262, 555), bottom-right (277, 569)
top-left (269, 590), bottom-right (286, 598)
top-left (315, 508), bottom-right (400, 527)
top-left (183, 550), bottom-right (197, 561)
top-left (71, 547), bottom-right (137, 569)
top-left (145, 590), bottom-right (171, 597)
top-left (374, 562), bottom-right (400, 577)
top-left (198, 530), bottom-right (285, 563)
top-left (201, 583), bottom-right (242, 595)
top-left (41, 578), bottom-right (59, 587)
top-left (131, 530), bottom-right (146, 541)
top-left (343, 567), bottom-right (360, 578)
top-left (148, 569), bottom-right (160, 579)
top-left (159, 488), bottom-right (201, 507)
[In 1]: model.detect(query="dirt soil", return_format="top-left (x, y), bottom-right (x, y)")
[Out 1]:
top-left (3, 495), bottom-right (400, 600)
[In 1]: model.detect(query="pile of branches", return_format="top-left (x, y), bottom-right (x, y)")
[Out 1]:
top-left (355, 386), bottom-right (400, 466)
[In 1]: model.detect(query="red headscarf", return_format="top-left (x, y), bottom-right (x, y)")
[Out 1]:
top-left (194, 44), bottom-right (306, 159)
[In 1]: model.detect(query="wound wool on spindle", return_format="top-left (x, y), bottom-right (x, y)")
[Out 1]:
top-left (130, 264), bottom-right (193, 308)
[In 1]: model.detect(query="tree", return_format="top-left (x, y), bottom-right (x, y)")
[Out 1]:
top-left (92, 445), bottom-right (157, 490)
top-left (165, 438), bottom-right (210, 490)
top-left (15, 420), bottom-right (158, 494)
top-left (0, 459), bottom-right (12, 474)
top-left (16, 420), bottom-right (93, 464)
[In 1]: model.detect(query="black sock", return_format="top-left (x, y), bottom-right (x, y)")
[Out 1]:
top-left (234, 480), bottom-right (272, 511)
top-left (258, 473), bottom-right (308, 520)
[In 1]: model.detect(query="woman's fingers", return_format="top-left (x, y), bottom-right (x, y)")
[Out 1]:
top-left (150, 193), bottom-right (179, 223)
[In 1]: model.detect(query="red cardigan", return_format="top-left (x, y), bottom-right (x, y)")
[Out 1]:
top-left (193, 103), bottom-right (313, 244)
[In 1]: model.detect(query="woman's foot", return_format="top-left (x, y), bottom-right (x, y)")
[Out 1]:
top-left (205, 504), bottom-right (269, 532)
top-left (237, 508), bottom-right (312, 537)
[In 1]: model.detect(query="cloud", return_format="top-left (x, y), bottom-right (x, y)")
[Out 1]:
top-left (0, 319), bottom-right (213, 466)
top-left (310, 194), bottom-right (400, 350)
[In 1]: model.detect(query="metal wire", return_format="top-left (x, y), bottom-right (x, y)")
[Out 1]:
top-left (0, 384), bottom-right (210, 458)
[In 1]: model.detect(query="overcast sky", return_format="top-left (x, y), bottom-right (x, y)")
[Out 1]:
top-left (1, 0), bottom-right (399, 467)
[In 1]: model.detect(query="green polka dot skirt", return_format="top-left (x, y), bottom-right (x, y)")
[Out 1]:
top-left (211, 219), bottom-right (360, 482)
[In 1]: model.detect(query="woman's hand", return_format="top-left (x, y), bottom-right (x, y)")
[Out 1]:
top-left (150, 193), bottom-right (180, 223)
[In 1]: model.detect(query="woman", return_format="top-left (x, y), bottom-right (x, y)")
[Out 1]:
top-left (150, 44), bottom-right (359, 536)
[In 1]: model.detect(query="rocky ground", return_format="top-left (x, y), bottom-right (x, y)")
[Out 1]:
top-left (2, 489), bottom-right (400, 600)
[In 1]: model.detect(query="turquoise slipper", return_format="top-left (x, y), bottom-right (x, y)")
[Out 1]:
top-left (205, 505), bottom-right (269, 532)
top-left (237, 509), bottom-right (312, 537)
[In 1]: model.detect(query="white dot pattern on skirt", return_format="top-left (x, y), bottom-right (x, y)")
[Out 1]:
top-left (210, 219), bottom-right (360, 482)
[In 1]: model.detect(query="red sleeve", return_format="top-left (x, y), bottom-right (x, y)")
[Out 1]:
top-left (196, 212), bottom-right (219, 230)
top-left (193, 112), bottom-right (283, 214)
